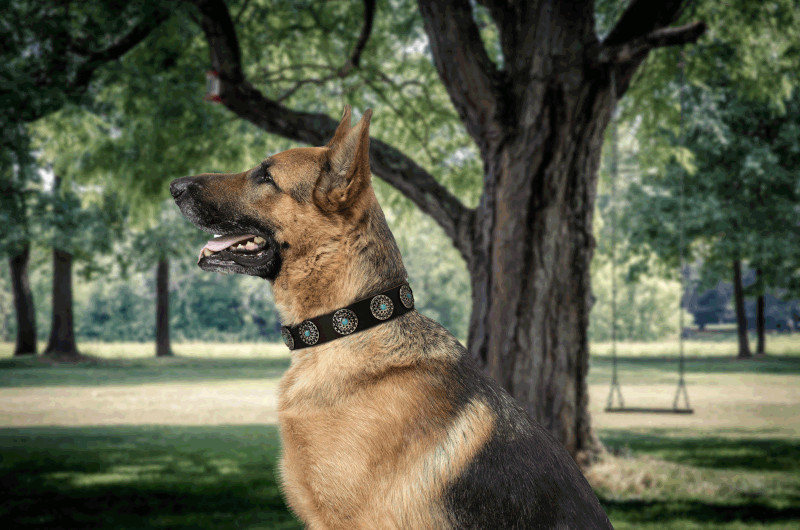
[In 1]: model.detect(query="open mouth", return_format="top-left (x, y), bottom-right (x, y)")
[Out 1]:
top-left (197, 232), bottom-right (281, 278)
top-left (198, 233), bottom-right (270, 263)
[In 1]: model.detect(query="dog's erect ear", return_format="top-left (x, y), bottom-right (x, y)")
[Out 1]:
top-left (326, 105), bottom-right (352, 151)
top-left (315, 108), bottom-right (372, 212)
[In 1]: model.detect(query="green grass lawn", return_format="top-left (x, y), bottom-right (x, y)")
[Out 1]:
top-left (1, 337), bottom-right (799, 528)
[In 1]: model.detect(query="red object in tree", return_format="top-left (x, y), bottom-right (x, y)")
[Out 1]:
top-left (204, 70), bottom-right (222, 102)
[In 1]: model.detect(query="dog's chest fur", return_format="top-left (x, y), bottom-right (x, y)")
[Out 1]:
top-left (276, 315), bottom-right (490, 529)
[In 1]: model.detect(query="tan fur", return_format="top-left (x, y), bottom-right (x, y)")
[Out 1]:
top-left (278, 315), bottom-right (495, 528)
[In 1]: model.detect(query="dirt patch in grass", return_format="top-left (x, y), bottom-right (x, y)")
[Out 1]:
top-left (0, 380), bottom-right (280, 427)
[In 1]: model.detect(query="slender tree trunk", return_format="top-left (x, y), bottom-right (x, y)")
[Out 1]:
top-left (155, 257), bottom-right (172, 357)
top-left (9, 244), bottom-right (37, 355)
top-left (45, 248), bottom-right (78, 357)
top-left (755, 268), bottom-right (765, 355)
top-left (755, 293), bottom-right (765, 353)
top-left (732, 260), bottom-right (751, 359)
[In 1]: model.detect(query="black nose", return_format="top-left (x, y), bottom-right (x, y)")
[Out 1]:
top-left (170, 177), bottom-right (193, 199)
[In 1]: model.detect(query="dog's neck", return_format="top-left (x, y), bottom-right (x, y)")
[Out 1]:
top-left (271, 196), bottom-right (407, 325)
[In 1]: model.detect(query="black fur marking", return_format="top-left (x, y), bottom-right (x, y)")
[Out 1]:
top-left (442, 355), bottom-right (613, 529)
top-left (390, 312), bottom-right (612, 530)
top-left (290, 181), bottom-right (312, 203)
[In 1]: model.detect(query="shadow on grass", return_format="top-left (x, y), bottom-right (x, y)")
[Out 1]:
top-left (601, 429), bottom-right (800, 473)
top-left (599, 497), bottom-right (800, 526)
top-left (0, 425), bottom-right (300, 529)
top-left (0, 356), bottom-right (290, 388)
top-left (590, 355), bottom-right (800, 377)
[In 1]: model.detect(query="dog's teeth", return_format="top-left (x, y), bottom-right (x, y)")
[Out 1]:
top-left (203, 249), bottom-right (213, 257)
top-left (254, 236), bottom-right (265, 244)
top-left (245, 242), bottom-right (257, 250)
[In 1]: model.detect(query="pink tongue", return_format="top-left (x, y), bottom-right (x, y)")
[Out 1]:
top-left (205, 233), bottom-right (255, 251)
top-left (198, 233), bottom-right (256, 261)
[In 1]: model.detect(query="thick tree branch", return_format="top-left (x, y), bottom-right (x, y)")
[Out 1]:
top-left (417, 0), bottom-right (506, 158)
top-left (72, 8), bottom-right (172, 89)
top-left (603, 0), bottom-right (689, 47)
top-left (191, 0), bottom-right (474, 257)
top-left (601, 0), bottom-right (705, 98)
top-left (599, 21), bottom-right (706, 64)
top-left (474, 0), bottom-right (521, 65)
top-left (193, 0), bottom-right (244, 83)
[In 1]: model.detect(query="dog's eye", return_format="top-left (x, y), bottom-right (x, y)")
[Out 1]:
top-left (254, 168), bottom-right (274, 186)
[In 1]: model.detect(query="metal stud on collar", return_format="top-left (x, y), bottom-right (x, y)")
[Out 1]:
top-left (370, 295), bottom-right (394, 320)
top-left (399, 285), bottom-right (414, 309)
top-left (281, 327), bottom-right (294, 350)
top-left (298, 320), bottom-right (319, 345)
top-left (332, 308), bottom-right (358, 335)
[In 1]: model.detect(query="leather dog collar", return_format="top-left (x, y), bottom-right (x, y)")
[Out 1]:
top-left (281, 283), bottom-right (415, 351)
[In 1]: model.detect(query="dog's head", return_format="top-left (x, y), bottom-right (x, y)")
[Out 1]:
top-left (171, 106), bottom-right (374, 281)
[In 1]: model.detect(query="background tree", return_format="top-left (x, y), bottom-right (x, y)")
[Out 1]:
top-left (27, 154), bottom-right (126, 357)
top-left (0, 136), bottom-right (38, 355)
top-left (0, 0), bottom-right (171, 356)
top-left (601, 0), bottom-right (800, 359)
top-left (46, 11), bottom-right (283, 355)
top-left (127, 207), bottom-right (208, 357)
top-left (621, 83), bottom-right (800, 358)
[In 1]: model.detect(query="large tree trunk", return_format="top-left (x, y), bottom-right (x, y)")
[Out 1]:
top-left (755, 268), bottom-right (765, 355)
top-left (155, 258), bottom-right (172, 357)
top-left (192, 0), bottom-right (704, 463)
top-left (467, 89), bottom-right (610, 465)
top-left (733, 260), bottom-right (751, 359)
top-left (9, 244), bottom-right (37, 355)
top-left (44, 248), bottom-right (78, 357)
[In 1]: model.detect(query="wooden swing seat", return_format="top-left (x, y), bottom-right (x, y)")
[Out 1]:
top-left (604, 406), bottom-right (694, 414)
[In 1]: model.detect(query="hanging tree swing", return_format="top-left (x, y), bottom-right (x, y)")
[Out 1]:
top-left (604, 58), bottom-right (693, 414)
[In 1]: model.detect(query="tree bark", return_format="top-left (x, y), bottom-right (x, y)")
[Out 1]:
top-left (44, 248), bottom-right (78, 357)
top-left (733, 260), bottom-right (751, 359)
top-left (465, 85), bottom-right (612, 465)
top-left (756, 268), bottom-right (765, 355)
top-left (191, 0), bottom-right (704, 464)
top-left (155, 258), bottom-right (172, 357)
top-left (9, 244), bottom-right (37, 355)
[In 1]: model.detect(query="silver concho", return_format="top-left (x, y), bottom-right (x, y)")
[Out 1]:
top-left (298, 320), bottom-right (319, 345)
top-left (332, 309), bottom-right (358, 335)
top-left (281, 327), bottom-right (294, 350)
top-left (370, 295), bottom-right (394, 320)
top-left (399, 285), bottom-right (414, 309)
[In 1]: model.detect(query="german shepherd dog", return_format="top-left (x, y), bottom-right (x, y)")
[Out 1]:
top-left (171, 107), bottom-right (612, 529)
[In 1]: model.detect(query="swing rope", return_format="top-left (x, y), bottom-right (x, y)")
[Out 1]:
top-left (605, 69), bottom-right (625, 411)
top-left (673, 51), bottom-right (692, 412)
top-left (604, 57), bottom-right (693, 414)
